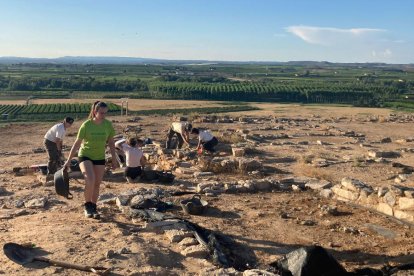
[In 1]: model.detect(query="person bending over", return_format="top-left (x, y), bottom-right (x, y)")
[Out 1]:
top-left (191, 128), bottom-right (218, 153)
top-left (115, 137), bottom-right (146, 183)
top-left (166, 121), bottom-right (192, 149)
top-left (44, 117), bottom-right (74, 175)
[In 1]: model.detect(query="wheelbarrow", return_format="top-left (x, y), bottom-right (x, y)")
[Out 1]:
top-left (3, 242), bottom-right (110, 275)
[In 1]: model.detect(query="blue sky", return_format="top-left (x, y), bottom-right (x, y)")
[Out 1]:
top-left (0, 0), bottom-right (413, 63)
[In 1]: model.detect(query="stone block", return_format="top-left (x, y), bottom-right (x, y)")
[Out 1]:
top-left (232, 147), bottom-right (245, 157)
top-left (196, 181), bottom-right (217, 193)
top-left (377, 203), bottom-right (394, 216)
top-left (180, 244), bottom-right (208, 258)
top-left (238, 158), bottom-right (262, 172)
top-left (24, 197), bottom-right (47, 209)
top-left (193, 171), bottom-right (214, 178)
top-left (144, 220), bottom-right (181, 231)
top-left (320, 189), bottom-right (333, 198)
top-left (394, 210), bottom-right (414, 222)
top-left (178, 237), bottom-right (199, 247)
top-left (358, 193), bottom-right (378, 206)
top-left (243, 269), bottom-right (279, 276)
top-left (175, 167), bottom-right (196, 175)
top-left (332, 185), bottom-right (359, 201)
top-left (398, 197), bottom-right (414, 210)
top-left (305, 179), bottom-right (332, 190)
top-left (341, 177), bottom-right (370, 192)
top-left (116, 195), bottom-right (130, 208)
top-left (164, 229), bottom-right (194, 243)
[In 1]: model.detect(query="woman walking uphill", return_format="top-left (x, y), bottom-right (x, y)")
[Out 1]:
top-left (63, 101), bottom-right (118, 219)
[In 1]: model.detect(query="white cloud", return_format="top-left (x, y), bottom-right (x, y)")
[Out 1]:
top-left (285, 25), bottom-right (386, 45)
top-left (383, 49), bottom-right (392, 57)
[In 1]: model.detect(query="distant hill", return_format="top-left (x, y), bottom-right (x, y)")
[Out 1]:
top-left (0, 56), bottom-right (412, 68)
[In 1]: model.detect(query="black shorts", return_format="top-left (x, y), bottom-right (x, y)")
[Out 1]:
top-left (125, 166), bottom-right (142, 179)
top-left (78, 156), bottom-right (106, 166)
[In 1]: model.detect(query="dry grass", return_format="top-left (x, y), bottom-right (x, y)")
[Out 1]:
top-left (295, 162), bottom-right (336, 183)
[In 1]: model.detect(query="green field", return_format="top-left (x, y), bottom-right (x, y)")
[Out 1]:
top-left (0, 62), bottom-right (413, 111)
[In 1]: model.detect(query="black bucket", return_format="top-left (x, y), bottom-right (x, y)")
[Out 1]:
top-left (157, 171), bottom-right (175, 184)
top-left (54, 168), bottom-right (73, 199)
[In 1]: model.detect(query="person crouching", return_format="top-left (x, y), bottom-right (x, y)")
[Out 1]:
top-left (191, 128), bottom-right (218, 153)
top-left (115, 137), bottom-right (146, 183)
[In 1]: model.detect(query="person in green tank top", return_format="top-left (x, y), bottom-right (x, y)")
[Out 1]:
top-left (63, 101), bottom-right (119, 219)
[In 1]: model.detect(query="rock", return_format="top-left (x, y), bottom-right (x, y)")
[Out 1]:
top-left (164, 229), bottom-right (194, 243)
top-left (194, 171), bottom-right (214, 178)
top-left (130, 195), bottom-right (146, 208)
top-left (238, 158), bottom-right (262, 172)
top-left (116, 195), bottom-right (130, 208)
top-left (117, 247), bottom-right (131, 254)
top-left (105, 250), bottom-right (116, 259)
top-left (341, 177), bottom-right (372, 193)
top-left (232, 147), bottom-right (245, 157)
top-left (24, 197), bottom-right (47, 209)
top-left (144, 220), bottom-right (181, 230)
top-left (180, 244), bottom-right (208, 258)
top-left (178, 237), bottom-right (199, 247)
top-left (197, 181), bottom-right (218, 193)
top-left (243, 269), bottom-right (278, 276)
top-left (377, 203), bottom-right (394, 216)
top-left (320, 189), bottom-right (333, 199)
top-left (404, 190), bottom-right (414, 198)
top-left (332, 185), bottom-right (359, 201)
top-left (380, 137), bottom-right (392, 143)
top-left (300, 220), bottom-right (316, 226)
top-left (368, 150), bottom-right (401, 158)
top-left (383, 192), bottom-right (396, 206)
top-left (320, 205), bottom-right (339, 216)
top-left (305, 179), bottom-right (332, 190)
top-left (98, 193), bottom-right (117, 204)
top-left (394, 210), bottom-right (414, 222)
top-left (276, 246), bottom-right (347, 276)
top-left (398, 197), bottom-right (414, 210)
top-left (378, 187), bottom-right (388, 197)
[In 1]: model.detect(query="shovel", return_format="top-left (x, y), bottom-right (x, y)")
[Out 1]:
top-left (3, 243), bottom-right (110, 275)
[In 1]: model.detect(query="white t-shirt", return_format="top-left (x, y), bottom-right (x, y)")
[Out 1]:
top-left (171, 122), bottom-right (188, 135)
top-left (44, 123), bottom-right (66, 143)
top-left (121, 143), bottom-right (143, 167)
top-left (199, 130), bottom-right (214, 143)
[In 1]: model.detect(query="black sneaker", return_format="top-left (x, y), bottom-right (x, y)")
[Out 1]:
top-left (91, 203), bottom-right (100, 219)
top-left (84, 202), bottom-right (93, 218)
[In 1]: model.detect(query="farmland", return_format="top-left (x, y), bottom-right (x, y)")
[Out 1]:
top-left (0, 62), bottom-right (413, 111)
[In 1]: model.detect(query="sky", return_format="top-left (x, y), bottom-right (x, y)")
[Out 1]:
top-left (0, 0), bottom-right (413, 63)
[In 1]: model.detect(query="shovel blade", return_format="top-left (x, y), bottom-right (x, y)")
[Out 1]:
top-left (3, 243), bottom-right (35, 265)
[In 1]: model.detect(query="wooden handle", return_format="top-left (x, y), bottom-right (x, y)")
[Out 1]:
top-left (34, 256), bottom-right (107, 274)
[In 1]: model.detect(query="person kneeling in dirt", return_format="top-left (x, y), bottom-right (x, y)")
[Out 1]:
top-left (191, 128), bottom-right (218, 153)
top-left (115, 137), bottom-right (146, 183)
top-left (166, 121), bottom-right (192, 149)
top-left (44, 117), bottom-right (74, 175)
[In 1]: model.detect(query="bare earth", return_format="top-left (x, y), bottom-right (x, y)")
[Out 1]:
top-left (0, 101), bottom-right (414, 275)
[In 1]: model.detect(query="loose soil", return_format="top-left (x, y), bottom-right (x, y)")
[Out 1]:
top-left (0, 101), bottom-right (414, 275)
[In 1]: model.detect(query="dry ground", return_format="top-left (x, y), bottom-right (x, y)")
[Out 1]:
top-left (0, 100), bottom-right (414, 275)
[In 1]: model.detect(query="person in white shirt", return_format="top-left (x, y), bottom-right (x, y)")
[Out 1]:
top-left (115, 137), bottom-right (146, 183)
top-left (191, 128), bottom-right (218, 153)
top-left (166, 121), bottom-right (192, 149)
top-left (43, 117), bottom-right (74, 175)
